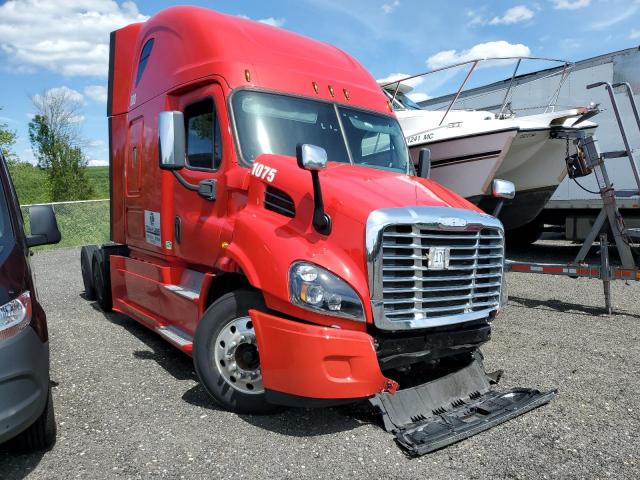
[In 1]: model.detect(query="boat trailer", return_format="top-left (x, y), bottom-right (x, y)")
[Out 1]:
top-left (506, 81), bottom-right (640, 314)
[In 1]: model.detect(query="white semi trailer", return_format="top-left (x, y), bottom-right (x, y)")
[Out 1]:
top-left (420, 46), bottom-right (640, 241)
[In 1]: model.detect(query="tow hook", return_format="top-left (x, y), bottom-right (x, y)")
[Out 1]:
top-left (383, 379), bottom-right (399, 394)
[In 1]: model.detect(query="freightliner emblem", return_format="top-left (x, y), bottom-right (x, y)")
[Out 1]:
top-left (426, 247), bottom-right (451, 270)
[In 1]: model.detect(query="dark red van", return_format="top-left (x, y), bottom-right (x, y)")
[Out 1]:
top-left (0, 152), bottom-right (60, 451)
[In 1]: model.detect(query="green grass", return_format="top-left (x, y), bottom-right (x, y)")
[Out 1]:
top-left (9, 163), bottom-right (111, 249)
top-left (21, 200), bottom-right (110, 250)
top-left (8, 163), bottom-right (110, 205)
top-left (84, 166), bottom-right (110, 199)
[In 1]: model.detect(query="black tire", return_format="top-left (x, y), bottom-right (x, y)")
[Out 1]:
top-left (193, 289), bottom-right (280, 415)
top-left (11, 385), bottom-right (56, 452)
top-left (80, 245), bottom-right (98, 300)
top-left (92, 249), bottom-right (112, 312)
top-left (506, 220), bottom-right (543, 248)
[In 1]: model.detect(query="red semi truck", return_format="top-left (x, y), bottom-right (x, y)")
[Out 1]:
top-left (81, 6), bottom-right (554, 455)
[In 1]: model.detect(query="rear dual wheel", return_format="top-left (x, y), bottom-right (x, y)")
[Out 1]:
top-left (80, 245), bottom-right (98, 301)
top-left (193, 290), bottom-right (278, 414)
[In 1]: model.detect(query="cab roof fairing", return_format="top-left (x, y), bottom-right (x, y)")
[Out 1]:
top-left (114, 6), bottom-right (392, 116)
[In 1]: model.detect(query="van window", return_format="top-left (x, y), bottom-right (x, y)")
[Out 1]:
top-left (185, 99), bottom-right (222, 171)
top-left (135, 38), bottom-right (154, 86)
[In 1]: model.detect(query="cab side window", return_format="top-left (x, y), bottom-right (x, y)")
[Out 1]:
top-left (135, 39), bottom-right (154, 86)
top-left (185, 99), bottom-right (222, 171)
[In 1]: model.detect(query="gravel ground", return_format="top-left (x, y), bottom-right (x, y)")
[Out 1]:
top-left (1, 244), bottom-right (639, 479)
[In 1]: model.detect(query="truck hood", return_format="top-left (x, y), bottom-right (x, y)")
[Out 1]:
top-left (254, 154), bottom-right (481, 227)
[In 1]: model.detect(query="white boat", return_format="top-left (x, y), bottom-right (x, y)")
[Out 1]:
top-left (381, 57), bottom-right (598, 233)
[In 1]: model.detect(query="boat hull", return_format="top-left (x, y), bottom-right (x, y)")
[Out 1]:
top-left (409, 129), bottom-right (517, 198)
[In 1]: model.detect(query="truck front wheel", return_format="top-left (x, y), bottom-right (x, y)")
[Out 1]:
top-left (193, 290), bottom-right (279, 414)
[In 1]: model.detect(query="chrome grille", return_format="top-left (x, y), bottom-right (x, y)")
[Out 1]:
top-left (366, 207), bottom-right (504, 330)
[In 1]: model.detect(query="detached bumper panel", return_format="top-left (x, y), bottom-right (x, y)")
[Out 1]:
top-left (370, 357), bottom-right (556, 456)
top-left (250, 310), bottom-right (394, 401)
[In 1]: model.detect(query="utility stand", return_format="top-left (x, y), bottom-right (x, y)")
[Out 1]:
top-left (507, 81), bottom-right (640, 313)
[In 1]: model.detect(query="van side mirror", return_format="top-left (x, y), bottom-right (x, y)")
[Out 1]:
top-left (158, 111), bottom-right (186, 170)
top-left (418, 148), bottom-right (431, 179)
top-left (26, 205), bottom-right (61, 247)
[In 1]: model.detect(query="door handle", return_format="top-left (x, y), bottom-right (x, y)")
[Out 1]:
top-left (174, 216), bottom-right (182, 244)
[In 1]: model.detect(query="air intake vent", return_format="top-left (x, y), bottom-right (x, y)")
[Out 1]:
top-left (264, 186), bottom-right (295, 218)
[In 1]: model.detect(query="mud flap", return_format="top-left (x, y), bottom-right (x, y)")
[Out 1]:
top-left (369, 357), bottom-right (557, 456)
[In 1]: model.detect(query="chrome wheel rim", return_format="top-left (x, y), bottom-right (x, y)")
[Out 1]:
top-left (213, 316), bottom-right (263, 394)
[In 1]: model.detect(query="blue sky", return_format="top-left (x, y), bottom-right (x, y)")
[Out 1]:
top-left (0, 0), bottom-right (638, 166)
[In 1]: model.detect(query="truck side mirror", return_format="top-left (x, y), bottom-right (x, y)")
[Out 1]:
top-left (158, 111), bottom-right (186, 170)
top-left (492, 179), bottom-right (515, 200)
top-left (297, 144), bottom-right (327, 171)
top-left (296, 144), bottom-right (331, 235)
top-left (418, 148), bottom-right (431, 179)
top-left (26, 205), bottom-right (61, 247)
top-left (491, 179), bottom-right (515, 218)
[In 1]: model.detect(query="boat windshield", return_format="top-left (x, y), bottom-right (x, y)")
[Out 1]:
top-left (393, 91), bottom-right (422, 110)
top-left (232, 90), bottom-right (410, 174)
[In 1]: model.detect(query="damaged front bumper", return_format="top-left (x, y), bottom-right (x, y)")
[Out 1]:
top-left (250, 310), bottom-right (398, 404)
top-left (370, 355), bottom-right (557, 456)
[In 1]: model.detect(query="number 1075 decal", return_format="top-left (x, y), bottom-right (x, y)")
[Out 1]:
top-left (251, 162), bottom-right (277, 182)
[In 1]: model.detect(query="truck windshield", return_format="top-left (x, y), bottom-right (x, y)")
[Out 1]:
top-left (232, 90), bottom-right (410, 173)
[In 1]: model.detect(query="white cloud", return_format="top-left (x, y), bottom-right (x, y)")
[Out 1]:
top-left (489, 6), bottom-right (534, 25)
top-left (591, 3), bottom-right (640, 30)
top-left (550, 0), bottom-right (591, 9)
top-left (631, 29), bottom-right (640, 39)
top-left (258, 17), bottom-right (286, 27)
top-left (0, 1), bottom-right (148, 77)
top-left (427, 41), bottom-right (531, 69)
top-left (377, 72), bottom-right (424, 89)
top-left (237, 15), bottom-right (286, 27)
top-left (407, 92), bottom-right (430, 103)
top-left (88, 159), bottom-right (109, 167)
top-left (382, 0), bottom-right (400, 14)
top-left (84, 85), bottom-right (108, 104)
top-left (467, 10), bottom-right (487, 26)
top-left (34, 86), bottom-right (85, 105)
top-left (560, 38), bottom-right (581, 49)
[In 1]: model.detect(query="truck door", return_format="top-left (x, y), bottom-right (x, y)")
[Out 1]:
top-left (124, 116), bottom-right (147, 246)
top-left (172, 84), bottom-right (226, 267)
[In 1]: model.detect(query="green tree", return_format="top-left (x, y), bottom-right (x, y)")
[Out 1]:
top-left (28, 89), bottom-right (93, 201)
top-left (0, 107), bottom-right (17, 162)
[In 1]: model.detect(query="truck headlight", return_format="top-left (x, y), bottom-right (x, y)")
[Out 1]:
top-left (289, 261), bottom-right (365, 321)
top-left (0, 292), bottom-right (32, 340)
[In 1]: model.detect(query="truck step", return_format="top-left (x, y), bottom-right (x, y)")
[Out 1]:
top-left (369, 357), bottom-right (556, 456)
top-left (162, 284), bottom-right (200, 301)
top-left (157, 326), bottom-right (193, 352)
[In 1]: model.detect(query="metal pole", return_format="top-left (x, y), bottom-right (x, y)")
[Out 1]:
top-left (498, 58), bottom-right (521, 118)
top-left (600, 234), bottom-right (612, 315)
top-left (545, 62), bottom-right (571, 114)
top-left (439, 61), bottom-right (478, 126)
top-left (613, 82), bottom-right (640, 134)
top-left (590, 82), bottom-right (640, 193)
